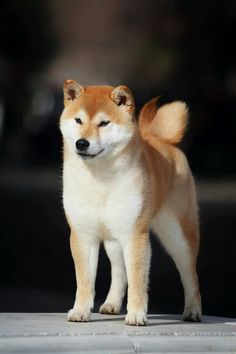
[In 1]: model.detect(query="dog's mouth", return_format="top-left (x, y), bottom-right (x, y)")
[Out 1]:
top-left (77, 149), bottom-right (104, 159)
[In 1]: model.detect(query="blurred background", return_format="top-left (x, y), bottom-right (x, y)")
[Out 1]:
top-left (0, 0), bottom-right (235, 318)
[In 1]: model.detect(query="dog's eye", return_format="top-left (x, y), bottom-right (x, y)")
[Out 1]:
top-left (98, 120), bottom-right (110, 127)
top-left (75, 118), bottom-right (82, 124)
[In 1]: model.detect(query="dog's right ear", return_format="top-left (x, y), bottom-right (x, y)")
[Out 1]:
top-left (63, 80), bottom-right (85, 107)
top-left (110, 85), bottom-right (135, 113)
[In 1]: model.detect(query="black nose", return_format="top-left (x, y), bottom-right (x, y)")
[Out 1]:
top-left (76, 139), bottom-right (90, 151)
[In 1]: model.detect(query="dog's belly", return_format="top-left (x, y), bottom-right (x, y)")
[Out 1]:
top-left (63, 173), bottom-right (143, 241)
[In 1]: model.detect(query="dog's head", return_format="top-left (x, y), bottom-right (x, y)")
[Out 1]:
top-left (60, 80), bottom-right (136, 160)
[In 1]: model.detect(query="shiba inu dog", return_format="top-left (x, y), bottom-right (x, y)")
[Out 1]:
top-left (60, 80), bottom-right (202, 326)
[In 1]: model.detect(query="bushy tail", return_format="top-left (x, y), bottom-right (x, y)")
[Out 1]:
top-left (139, 97), bottom-right (188, 145)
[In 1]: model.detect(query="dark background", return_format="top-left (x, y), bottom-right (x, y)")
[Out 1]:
top-left (0, 0), bottom-right (235, 318)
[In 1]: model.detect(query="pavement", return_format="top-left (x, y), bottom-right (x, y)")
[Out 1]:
top-left (0, 313), bottom-right (236, 353)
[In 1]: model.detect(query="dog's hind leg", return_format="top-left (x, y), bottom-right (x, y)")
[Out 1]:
top-left (99, 239), bottom-right (127, 315)
top-left (152, 207), bottom-right (202, 322)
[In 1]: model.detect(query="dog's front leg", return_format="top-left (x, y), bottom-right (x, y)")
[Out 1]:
top-left (67, 231), bottom-right (99, 322)
top-left (121, 232), bottom-right (151, 326)
top-left (99, 239), bottom-right (127, 315)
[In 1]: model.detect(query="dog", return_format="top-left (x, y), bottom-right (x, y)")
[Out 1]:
top-left (60, 80), bottom-right (202, 326)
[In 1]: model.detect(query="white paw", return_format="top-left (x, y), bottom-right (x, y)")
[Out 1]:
top-left (183, 305), bottom-right (202, 322)
top-left (125, 310), bottom-right (147, 326)
top-left (67, 308), bottom-right (91, 322)
top-left (99, 302), bottom-right (120, 315)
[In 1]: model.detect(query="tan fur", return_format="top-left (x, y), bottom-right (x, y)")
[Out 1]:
top-left (139, 97), bottom-right (188, 145)
top-left (124, 231), bottom-right (150, 326)
top-left (70, 231), bottom-right (91, 301)
top-left (60, 81), bottom-right (202, 325)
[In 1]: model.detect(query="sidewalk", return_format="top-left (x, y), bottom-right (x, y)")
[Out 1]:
top-left (0, 313), bottom-right (236, 353)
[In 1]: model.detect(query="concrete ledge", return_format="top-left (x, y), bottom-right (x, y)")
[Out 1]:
top-left (0, 313), bottom-right (236, 353)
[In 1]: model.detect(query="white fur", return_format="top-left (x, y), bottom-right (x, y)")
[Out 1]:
top-left (99, 240), bottom-right (127, 314)
top-left (64, 147), bottom-right (146, 322)
top-left (63, 152), bottom-right (143, 240)
top-left (151, 206), bottom-right (201, 320)
top-left (60, 110), bottom-right (133, 158)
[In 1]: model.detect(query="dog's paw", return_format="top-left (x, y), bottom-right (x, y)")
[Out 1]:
top-left (67, 308), bottom-right (91, 322)
top-left (125, 311), bottom-right (147, 326)
top-left (99, 302), bottom-right (120, 315)
top-left (183, 306), bottom-right (202, 322)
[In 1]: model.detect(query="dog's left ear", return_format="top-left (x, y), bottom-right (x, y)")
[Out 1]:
top-left (111, 85), bottom-right (135, 113)
top-left (63, 79), bottom-right (85, 107)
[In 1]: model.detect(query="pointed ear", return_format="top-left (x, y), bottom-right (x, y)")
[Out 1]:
top-left (63, 80), bottom-right (85, 107)
top-left (110, 85), bottom-right (135, 112)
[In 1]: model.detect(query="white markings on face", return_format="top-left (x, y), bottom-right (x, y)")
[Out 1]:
top-left (60, 109), bottom-right (88, 154)
top-left (99, 122), bottom-right (133, 157)
top-left (60, 110), bottom-right (134, 158)
top-left (60, 109), bottom-right (87, 141)
top-left (94, 112), bottom-right (133, 158)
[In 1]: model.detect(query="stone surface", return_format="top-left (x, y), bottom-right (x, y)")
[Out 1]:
top-left (0, 313), bottom-right (236, 353)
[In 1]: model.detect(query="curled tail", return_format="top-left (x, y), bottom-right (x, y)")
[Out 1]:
top-left (139, 97), bottom-right (188, 145)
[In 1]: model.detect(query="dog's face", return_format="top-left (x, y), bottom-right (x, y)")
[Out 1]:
top-left (60, 80), bottom-right (136, 160)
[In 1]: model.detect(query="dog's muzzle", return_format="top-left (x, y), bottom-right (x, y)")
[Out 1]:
top-left (75, 139), bottom-right (104, 159)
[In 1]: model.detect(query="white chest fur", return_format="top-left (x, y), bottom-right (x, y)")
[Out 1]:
top-left (63, 156), bottom-right (143, 241)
